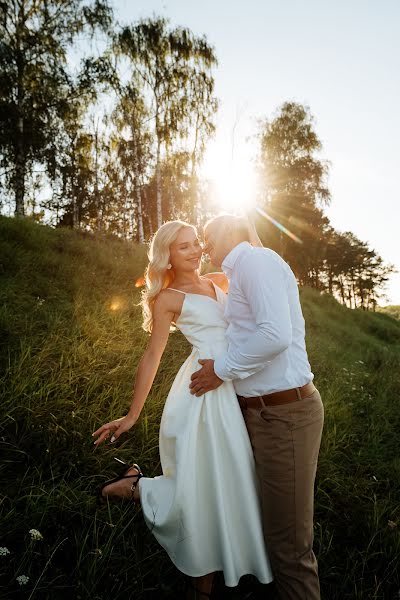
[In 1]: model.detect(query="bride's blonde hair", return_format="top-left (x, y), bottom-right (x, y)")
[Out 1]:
top-left (140, 219), bottom-right (198, 333)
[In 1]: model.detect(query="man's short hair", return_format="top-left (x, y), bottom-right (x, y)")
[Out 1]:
top-left (204, 213), bottom-right (250, 241)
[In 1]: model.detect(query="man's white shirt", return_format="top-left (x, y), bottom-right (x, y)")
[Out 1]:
top-left (213, 241), bottom-right (314, 397)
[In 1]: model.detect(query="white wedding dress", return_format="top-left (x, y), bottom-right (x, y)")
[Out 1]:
top-left (138, 280), bottom-right (273, 587)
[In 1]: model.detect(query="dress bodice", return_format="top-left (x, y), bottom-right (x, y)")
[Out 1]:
top-left (167, 281), bottom-right (229, 357)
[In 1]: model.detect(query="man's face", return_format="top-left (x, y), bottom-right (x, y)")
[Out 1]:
top-left (203, 223), bottom-right (230, 268)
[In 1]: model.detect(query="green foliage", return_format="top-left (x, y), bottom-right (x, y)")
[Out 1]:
top-left (0, 0), bottom-right (114, 217)
top-left (255, 102), bottom-right (396, 310)
top-left (114, 16), bottom-right (218, 230)
top-left (1, 218), bottom-right (400, 598)
top-left (0, 7), bottom-right (218, 234)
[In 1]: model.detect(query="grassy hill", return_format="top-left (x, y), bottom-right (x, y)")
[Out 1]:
top-left (0, 215), bottom-right (400, 599)
top-left (378, 305), bottom-right (400, 321)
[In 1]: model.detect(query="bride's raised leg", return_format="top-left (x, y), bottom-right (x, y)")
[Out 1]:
top-left (100, 465), bottom-right (142, 502)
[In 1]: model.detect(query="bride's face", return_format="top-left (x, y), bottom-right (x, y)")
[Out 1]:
top-left (169, 227), bottom-right (203, 273)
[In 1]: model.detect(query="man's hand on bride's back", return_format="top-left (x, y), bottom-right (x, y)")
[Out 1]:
top-left (189, 359), bottom-right (223, 396)
top-left (91, 413), bottom-right (138, 447)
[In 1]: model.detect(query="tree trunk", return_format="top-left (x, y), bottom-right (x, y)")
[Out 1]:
top-left (338, 276), bottom-right (345, 304)
top-left (347, 287), bottom-right (353, 309)
top-left (72, 196), bottom-right (79, 229)
top-left (15, 6), bottom-right (26, 218)
top-left (155, 103), bottom-right (162, 228)
top-left (315, 268), bottom-right (320, 289)
top-left (165, 146), bottom-right (174, 221)
top-left (14, 115), bottom-right (26, 217)
top-left (131, 124), bottom-right (145, 243)
top-left (72, 170), bottom-right (79, 229)
top-left (191, 172), bottom-right (199, 226)
top-left (143, 186), bottom-right (153, 236)
top-left (135, 183), bottom-right (144, 243)
top-left (94, 123), bottom-right (102, 230)
top-left (328, 270), bottom-right (333, 295)
top-left (123, 195), bottom-right (130, 238)
top-left (190, 115), bottom-right (199, 226)
top-left (156, 139), bottom-right (162, 228)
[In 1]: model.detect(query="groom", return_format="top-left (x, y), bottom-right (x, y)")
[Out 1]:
top-left (189, 214), bottom-right (324, 600)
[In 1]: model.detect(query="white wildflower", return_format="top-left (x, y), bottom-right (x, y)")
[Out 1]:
top-left (29, 529), bottom-right (43, 541)
top-left (0, 547), bottom-right (10, 556)
top-left (17, 575), bottom-right (29, 585)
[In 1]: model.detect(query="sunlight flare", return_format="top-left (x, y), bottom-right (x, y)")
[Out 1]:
top-left (109, 298), bottom-right (124, 311)
top-left (255, 206), bottom-right (304, 244)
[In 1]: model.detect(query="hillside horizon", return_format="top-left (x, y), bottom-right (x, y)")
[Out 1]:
top-left (1, 214), bottom-right (400, 598)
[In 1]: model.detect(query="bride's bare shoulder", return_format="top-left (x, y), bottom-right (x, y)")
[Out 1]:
top-left (155, 288), bottom-right (184, 320)
top-left (203, 271), bottom-right (229, 294)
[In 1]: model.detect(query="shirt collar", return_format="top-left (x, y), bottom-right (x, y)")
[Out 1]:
top-left (221, 241), bottom-right (253, 278)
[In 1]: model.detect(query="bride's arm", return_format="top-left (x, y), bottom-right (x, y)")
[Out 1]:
top-left (92, 294), bottom-right (176, 446)
top-left (247, 218), bottom-right (264, 248)
top-left (127, 295), bottom-right (175, 421)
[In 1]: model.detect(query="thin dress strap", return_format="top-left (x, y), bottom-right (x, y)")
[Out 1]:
top-left (165, 287), bottom-right (186, 294)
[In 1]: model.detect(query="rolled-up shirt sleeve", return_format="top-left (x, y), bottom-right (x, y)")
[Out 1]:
top-left (214, 252), bottom-right (293, 381)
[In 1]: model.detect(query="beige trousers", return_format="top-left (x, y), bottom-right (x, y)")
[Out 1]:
top-left (239, 387), bottom-right (324, 600)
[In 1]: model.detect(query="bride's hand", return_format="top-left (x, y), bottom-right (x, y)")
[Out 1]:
top-left (92, 413), bottom-right (138, 447)
top-left (245, 212), bottom-right (263, 248)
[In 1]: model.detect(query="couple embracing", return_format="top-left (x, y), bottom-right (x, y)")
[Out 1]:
top-left (92, 214), bottom-right (324, 600)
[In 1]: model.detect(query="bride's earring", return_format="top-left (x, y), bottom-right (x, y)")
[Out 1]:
top-left (167, 263), bottom-right (172, 270)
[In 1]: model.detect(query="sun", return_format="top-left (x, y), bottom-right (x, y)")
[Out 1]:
top-left (211, 164), bottom-right (258, 214)
top-left (202, 141), bottom-right (259, 215)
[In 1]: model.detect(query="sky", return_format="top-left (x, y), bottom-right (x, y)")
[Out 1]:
top-left (112, 0), bottom-right (400, 305)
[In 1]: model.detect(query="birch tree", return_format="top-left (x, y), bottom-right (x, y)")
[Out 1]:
top-left (115, 16), bottom-right (217, 228)
top-left (112, 86), bottom-right (152, 243)
top-left (0, 0), bottom-right (112, 217)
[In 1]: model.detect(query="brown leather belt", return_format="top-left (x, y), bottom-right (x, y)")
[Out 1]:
top-left (237, 381), bottom-right (316, 410)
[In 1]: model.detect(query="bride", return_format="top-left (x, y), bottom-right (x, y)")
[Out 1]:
top-left (92, 217), bottom-right (274, 598)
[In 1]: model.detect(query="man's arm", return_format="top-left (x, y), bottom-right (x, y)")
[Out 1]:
top-left (213, 251), bottom-right (292, 381)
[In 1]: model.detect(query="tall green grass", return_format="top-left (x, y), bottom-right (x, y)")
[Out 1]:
top-left (0, 215), bottom-right (399, 599)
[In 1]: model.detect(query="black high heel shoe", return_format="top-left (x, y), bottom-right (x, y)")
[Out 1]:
top-left (97, 457), bottom-right (144, 506)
